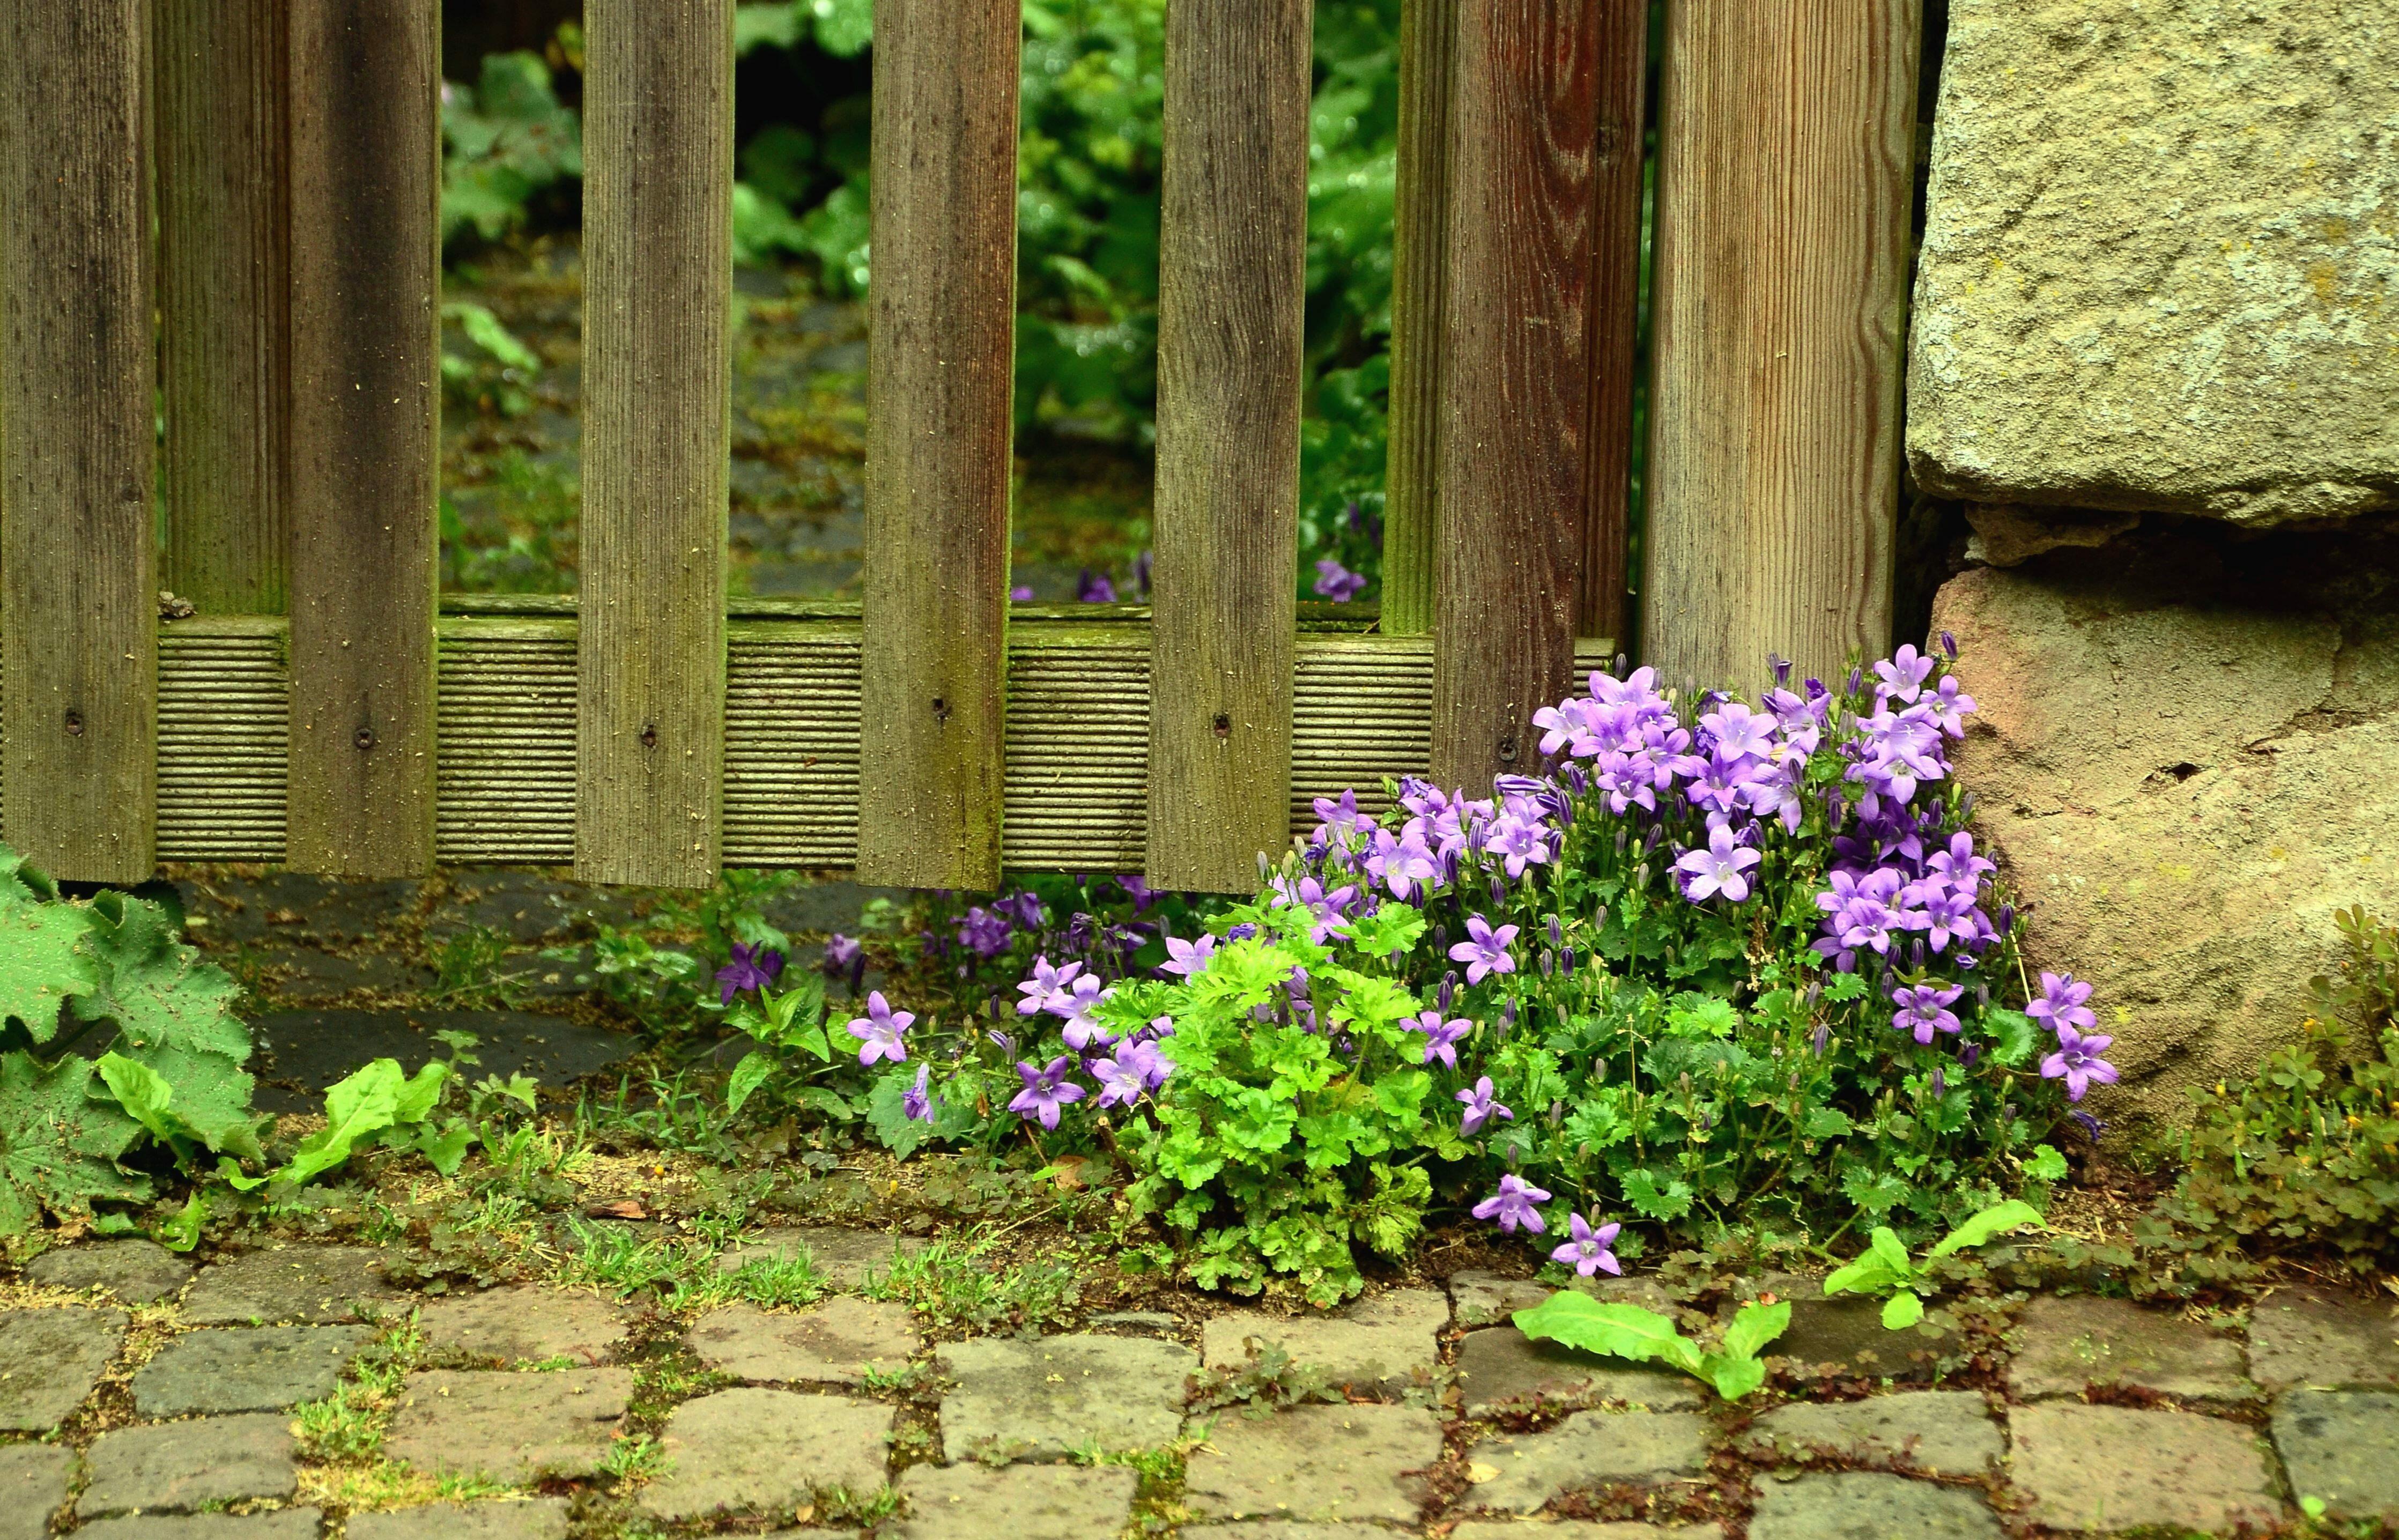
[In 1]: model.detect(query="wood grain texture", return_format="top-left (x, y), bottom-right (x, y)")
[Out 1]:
top-left (287, 0), bottom-right (442, 877)
top-left (0, 0), bottom-right (157, 882)
top-left (1642, 0), bottom-right (1919, 691)
top-left (856, 0), bottom-right (1019, 890)
top-left (1432, 0), bottom-right (1603, 790)
top-left (1580, 0), bottom-right (1647, 642)
top-left (577, 0), bottom-right (733, 889)
top-left (1146, 0), bottom-right (1314, 892)
top-left (1379, 0), bottom-right (1457, 638)
top-left (157, 0), bottom-right (290, 616)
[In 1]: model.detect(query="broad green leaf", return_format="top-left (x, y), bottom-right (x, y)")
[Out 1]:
top-left (153, 1189), bottom-right (207, 1252)
top-left (1881, 1290), bottom-right (1926, 1330)
top-left (865, 1066), bottom-right (930, 1160)
top-left (1621, 1167), bottom-right (1696, 1222)
top-left (75, 892), bottom-right (262, 1161)
top-left (390, 1061), bottom-right (451, 1126)
top-left (1985, 1007), bottom-right (2040, 1067)
top-left (280, 1059), bottom-right (404, 1187)
top-left (1704, 1351), bottom-right (1769, 1401)
top-left (725, 1052), bottom-right (776, 1117)
top-left (1343, 902), bottom-right (1425, 961)
top-left (1803, 1106), bottom-right (1856, 1138)
top-left (1722, 1300), bottom-right (1791, 1360)
top-left (2024, 1144), bottom-right (2069, 1183)
top-left (1927, 1198), bottom-right (2046, 1258)
top-left (1822, 1253), bottom-right (1904, 1299)
top-left (0, 885), bottom-right (93, 1045)
top-left (413, 1121), bottom-right (476, 1177)
top-left (0, 1052), bottom-right (147, 1236)
top-left (1514, 1292), bottom-right (1692, 1369)
top-left (94, 1052), bottom-right (205, 1152)
top-left (1868, 1226), bottom-right (1920, 1283)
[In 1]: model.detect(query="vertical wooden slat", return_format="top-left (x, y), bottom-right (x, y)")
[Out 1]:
top-left (577, 0), bottom-right (733, 890)
top-left (0, 0), bottom-right (157, 883)
top-left (1579, 0), bottom-right (1648, 645)
top-left (287, 0), bottom-right (442, 878)
top-left (157, 0), bottom-right (290, 616)
top-left (1431, 0), bottom-right (1603, 791)
top-left (856, 0), bottom-right (1020, 890)
top-left (1641, 0), bottom-right (1920, 690)
top-left (1379, 0), bottom-right (1457, 639)
top-left (1147, 0), bottom-right (1314, 893)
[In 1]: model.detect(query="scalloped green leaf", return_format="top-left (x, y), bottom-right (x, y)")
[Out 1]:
top-left (0, 1052), bottom-right (148, 1238)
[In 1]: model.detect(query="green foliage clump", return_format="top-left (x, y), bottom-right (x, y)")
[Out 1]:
top-left (1819, 1199), bottom-right (2045, 1328)
top-left (1514, 1292), bottom-right (1789, 1401)
top-left (442, 45), bottom-right (583, 248)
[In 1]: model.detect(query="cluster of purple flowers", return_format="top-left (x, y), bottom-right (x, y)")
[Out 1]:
top-left (996, 954), bottom-right (1178, 1129)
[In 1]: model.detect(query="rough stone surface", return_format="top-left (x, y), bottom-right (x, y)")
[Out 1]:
top-left (1749, 1471), bottom-right (2004, 1540)
top-left (2248, 1289), bottom-right (2399, 1391)
top-left (0, 1443), bottom-right (72, 1540)
top-left (1183, 1402), bottom-right (1443, 1523)
top-left (346, 1498), bottom-right (574, 1539)
top-left (181, 1246), bottom-right (402, 1325)
top-left (416, 1287), bottom-right (628, 1366)
top-left (1735, 1390), bottom-right (2003, 1475)
top-left (27, 1239), bottom-right (194, 1304)
top-left (1936, 558), bottom-right (2399, 1123)
top-left (1469, 1410), bottom-right (1713, 1513)
top-left (133, 1324), bottom-right (373, 1416)
top-left (78, 1412), bottom-right (297, 1516)
top-left (0, 1305), bottom-right (125, 1431)
top-left (641, 1388), bottom-right (891, 1520)
top-left (1907, 0), bottom-right (2399, 525)
top-left (1961, 505), bottom-right (2142, 569)
top-left (1201, 1288), bottom-right (1448, 1396)
top-left (76, 1514), bottom-right (323, 1540)
top-left (2272, 1389), bottom-right (2399, 1521)
top-left (1454, 1327), bottom-right (1706, 1417)
top-left (1452, 1527), bottom-right (1723, 1540)
top-left (384, 1368), bottom-right (632, 1482)
top-left (2008, 1402), bottom-right (2282, 1533)
top-left (1449, 1270), bottom-right (1678, 1328)
top-left (689, 1297), bottom-right (918, 1386)
top-left (715, 1225), bottom-right (925, 1290)
top-left (936, 1334), bottom-right (1193, 1462)
top-left (2008, 1294), bottom-right (2253, 1402)
top-left (890, 1462), bottom-right (1139, 1540)
top-left (1773, 1298), bottom-right (1958, 1383)
top-left (1203, 1526), bottom-right (1427, 1540)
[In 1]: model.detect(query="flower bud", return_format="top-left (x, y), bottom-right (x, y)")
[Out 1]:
top-left (1768, 651), bottom-right (1792, 686)
top-left (1614, 652), bottom-right (1630, 677)
top-left (1930, 1067), bottom-right (1947, 1099)
top-left (1811, 1021), bottom-right (1830, 1056)
top-left (1559, 946), bottom-right (1576, 973)
top-left (1847, 665), bottom-right (1865, 697)
top-left (1941, 630), bottom-right (1958, 660)
top-left (1540, 949), bottom-right (1556, 976)
top-left (1438, 972), bottom-right (1457, 1010)
top-left (1996, 905), bottom-right (2016, 936)
top-left (1549, 915), bottom-right (1564, 949)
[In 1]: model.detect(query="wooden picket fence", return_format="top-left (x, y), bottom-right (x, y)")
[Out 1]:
top-left (0, 0), bottom-right (1918, 894)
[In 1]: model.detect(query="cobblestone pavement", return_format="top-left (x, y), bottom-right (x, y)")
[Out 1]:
top-left (5, 1235), bottom-right (2397, 1538)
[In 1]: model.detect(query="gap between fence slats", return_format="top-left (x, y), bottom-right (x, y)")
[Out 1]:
top-left (1580, 0), bottom-right (1648, 645)
top-left (0, 0), bottom-right (158, 883)
top-left (856, 0), bottom-right (1021, 890)
top-left (1380, 0), bottom-right (1458, 639)
top-left (578, 0), bottom-right (734, 889)
top-left (1642, 0), bottom-right (1918, 691)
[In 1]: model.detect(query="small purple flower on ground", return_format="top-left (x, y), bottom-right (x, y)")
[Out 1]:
top-left (2041, 1024), bottom-right (2119, 1101)
top-left (1092, 1052), bottom-right (1147, 1109)
top-left (715, 942), bottom-right (783, 1004)
top-left (1448, 914), bottom-right (1519, 984)
top-left (1010, 1056), bottom-right (1086, 1129)
top-left (1161, 934), bottom-right (1217, 978)
top-left (1889, 981), bottom-right (1964, 1045)
top-left (1551, 1213), bottom-right (1622, 1277)
top-left (1456, 1075), bottom-right (1511, 1136)
top-left (1010, 584), bottom-right (1034, 601)
top-left (902, 1064), bottom-right (935, 1123)
top-left (956, 906), bottom-right (1012, 959)
top-left (1076, 569), bottom-right (1116, 603)
top-left (1407, 1009), bottom-right (1472, 1069)
top-left (846, 991), bottom-right (914, 1065)
top-left (1471, 1173), bottom-right (1552, 1234)
top-left (2026, 971), bottom-right (2097, 1034)
top-left (1312, 558), bottom-right (1368, 603)
top-left (820, 934), bottom-right (862, 976)
top-left (1015, 955), bottom-right (1084, 1016)
top-left (1674, 821), bottom-right (1762, 903)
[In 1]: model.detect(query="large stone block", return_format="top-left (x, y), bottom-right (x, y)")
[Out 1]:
top-left (1908, 0), bottom-right (2398, 525)
top-left (935, 1334), bottom-right (1193, 1463)
top-left (2273, 1390), bottom-right (2399, 1521)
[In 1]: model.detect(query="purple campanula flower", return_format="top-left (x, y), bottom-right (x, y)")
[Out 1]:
top-left (986, 1027), bottom-right (1016, 1055)
top-left (1940, 630), bottom-right (1958, 660)
top-left (956, 906), bottom-right (1013, 959)
top-left (1009, 1056), bottom-right (1086, 1129)
top-left (2070, 1109), bottom-right (2106, 1143)
top-left (1873, 644), bottom-right (1936, 704)
top-left (1699, 701), bottom-right (1776, 761)
top-left (1312, 788), bottom-right (1371, 841)
top-left (1312, 558), bottom-right (1368, 603)
top-left (1052, 973), bottom-right (1116, 1049)
top-left (1114, 872), bottom-right (1158, 913)
top-left (1471, 1173), bottom-right (1552, 1234)
top-left (1119, 1036), bottom-right (1175, 1091)
top-left (2026, 971), bottom-right (2097, 1035)
top-left (715, 942), bottom-right (783, 1004)
top-left (902, 1064), bottom-right (935, 1123)
top-left (846, 991), bottom-right (914, 1065)
top-left (1010, 583), bottom-right (1034, 601)
top-left (1226, 922), bottom-right (1258, 942)
top-left (820, 934), bottom-right (862, 977)
top-left (1456, 1076), bottom-right (1512, 1136)
top-left (1448, 914), bottom-right (1520, 984)
top-left (1889, 981), bottom-right (1964, 1045)
top-left (1408, 1009), bottom-right (1473, 1069)
top-left (1015, 955), bottom-right (1084, 1016)
top-left (1077, 568), bottom-right (1117, 603)
top-left (1092, 1052), bottom-right (1147, 1109)
top-left (1135, 549), bottom-right (1153, 595)
top-left (2041, 1024), bottom-right (2119, 1102)
top-left (1161, 933), bottom-right (1218, 979)
top-left (1675, 821), bottom-right (1763, 904)
top-left (1550, 1212), bottom-right (1623, 1277)
top-left (1927, 675), bottom-right (1976, 738)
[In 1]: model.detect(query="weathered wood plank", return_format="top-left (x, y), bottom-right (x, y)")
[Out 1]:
top-left (1580, 0), bottom-right (1647, 643)
top-left (1147, 0), bottom-right (1314, 892)
top-left (1642, 0), bottom-right (1919, 690)
top-left (0, 0), bottom-right (158, 883)
top-left (1379, 0), bottom-right (1458, 638)
top-left (1432, 0), bottom-right (1603, 790)
top-left (287, 0), bottom-right (442, 877)
top-left (157, 0), bottom-right (290, 616)
top-left (577, 0), bottom-right (734, 889)
top-left (856, 0), bottom-right (1020, 890)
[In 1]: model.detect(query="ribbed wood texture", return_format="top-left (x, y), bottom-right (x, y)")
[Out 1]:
top-left (156, 0), bottom-right (290, 616)
top-left (1379, 0), bottom-right (1457, 639)
top-left (0, 0), bottom-right (158, 883)
top-left (439, 619), bottom-right (576, 863)
top-left (158, 620), bottom-right (288, 861)
top-left (1580, 0), bottom-right (1648, 642)
top-left (1642, 0), bottom-right (1919, 691)
top-left (287, 0), bottom-right (441, 877)
top-left (857, 0), bottom-right (1020, 890)
top-left (1432, 0), bottom-right (1604, 791)
top-left (1149, 0), bottom-right (1314, 893)
top-left (578, 0), bottom-right (734, 889)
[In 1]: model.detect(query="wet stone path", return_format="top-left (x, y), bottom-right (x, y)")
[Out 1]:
top-left (5, 1236), bottom-right (2398, 1538)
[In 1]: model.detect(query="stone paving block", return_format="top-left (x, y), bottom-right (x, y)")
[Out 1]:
top-left (1469, 1410), bottom-right (1712, 1513)
top-left (76, 1513), bottom-right (324, 1539)
top-left (2249, 1289), bottom-right (2399, 1391)
top-left (715, 1225), bottom-right (925, 1290)
top-left (1450, 1524), bottom-right (1724, 1540)
top-left (1201, 1288), bottom-right (1447, 1397)
top-left (936, 1334), bottom-right (1193, 1462)
top-left (2008, 1402), bottom-right (2282, 1534)
top-left (1773, 1299), bottom-right (1956, 1384)
top-left (181, 1246), bottom-right (403, 1325)
top-left (2007, 1294), bottom-right (2253, 1403)
top-left (1734, 1390), bottom-right (2003, 1475)
top-left (132, 1324), bottom-right (374, 1416)
top-left (0, 1443), bottom-right (73, 1540)
top-left (1749, 1471), bottom-right (2002, 1540)
top-left (641, 1387), bottom-right (891, 1520)
top-left (27, 1238), bottom-right (194, 1304)
top-left (890, 1461), bottom-right (1139, 1540)
top-left (1455, 1327), bottom-right (1705, 1417)
top-left (347, 1497), bottom-right (574, 1539)
top-left (1194, 1525), bottom-right (1412, 1540)
top-left (78, 1412), bottom-right (297, 1516)
top-left (2272, 1389), bottom-right (2399, 1521)
top-left (1450, 1270), bottom-right (1678, 1328)
top-left (1184, 1402), bottom-right (1443, 1523)
top-left (0, 1305), bottom-right (126, 1431)
top-left (384, 1367), bottom-right (632, 1483)
top-left (690, 1297), bottom-right (918, 1386)
top-left (416, 1286), bottom-right (628, 1366)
